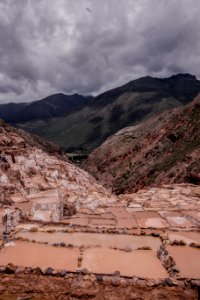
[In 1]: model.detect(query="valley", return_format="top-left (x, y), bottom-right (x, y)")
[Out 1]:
top-left (0, 102), bottom-right (199, 298)
top-left (1, 74), bottom-right (200, 152)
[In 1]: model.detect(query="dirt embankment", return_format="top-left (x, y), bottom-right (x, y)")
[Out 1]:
top-left (0, 273), bottom-right (198, 300)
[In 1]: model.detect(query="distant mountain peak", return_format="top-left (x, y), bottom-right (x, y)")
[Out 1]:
top-left (168, 73), bottom-right (197, 80)
top-left (0, 93), bottom-right (92, 123)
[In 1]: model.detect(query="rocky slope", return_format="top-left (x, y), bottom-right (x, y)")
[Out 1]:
top-left (0, 121), bottom-right (116, 209)
top-left (84, 94), bottom-right (200, 194)
top-left (3, 73), bottom-right (200, 152)
top-left (0, 119), bottom-right (66, 160)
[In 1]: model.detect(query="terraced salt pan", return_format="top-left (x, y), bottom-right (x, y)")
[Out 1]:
top-left (159, 211), bottom-right (181, 217)
top-left (32, 210), bottom-right (52, 222)
top-left (15, 223), bottom-right (41, 231)
top-left (183, 210), bottom-right (200, 222)
top-left (167, 231), bottom-right (200, 245)
top-left (133, 211), bottom-right (160, 218)
top-left (106, 207), bottom-right (131, 219)
top-left (137, 218), bottom-right (169, 229)
top-left (166, 246), bottom-right (200, 278)
top-left (0, 241), bottom-right (79, 271)
top-left (40, 225), bottom-right (67, 232)
top-left (16, 231), bottom-right (161, 250)
top-left (89, 218), bottom-right (116, 226)
top-left (26, 189), bottom-right (60, 201)
top-left (116, 218), bottom-right (137, 229)
top-left (13, 201), bottom-right (32, 213)
top-left (82, 248), bottom-right (168, 278)
top-left (165, 216), bottom-right (194, 228)
top-left (67, 217), bottom-right (89, 226)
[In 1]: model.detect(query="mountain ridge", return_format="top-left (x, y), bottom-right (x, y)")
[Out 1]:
top-left (0, 93), bottom-right (92, 123)
top-left (0, 73), bottom-right (200, 152)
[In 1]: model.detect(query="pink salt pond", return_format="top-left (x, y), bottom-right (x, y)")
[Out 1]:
top-left (81, 248), bottom-right (168, 278)
top-left (0, 241), bottom-right (79, 271)
top-left (166, 246), bottom-right (200, 278)
top-left (89, 218), bottom-right (116, 226)
top-left (15, 223), bottom-right (41, 231)
top-left (116, 218), bottom-right (137, 229)
top-left (107, 207), bottom-right (131, 219)
top-left (65, 217), bottom-right (89, 226)
top-left (167, 231), bottom-right (200, 245)
top-left (137, 218), bottom-right (169, 229)
top-left (133, 211), bottom-right (160, 218)
top-left (165, 216), bottom-right (194, 228)
top-left (16, 231), bottom-right (161, 250)
top-left (13, 201), bottom-right (32, 213)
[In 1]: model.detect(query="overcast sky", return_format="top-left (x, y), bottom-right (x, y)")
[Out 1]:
top-left (0, 0), bottom-right (200, 103)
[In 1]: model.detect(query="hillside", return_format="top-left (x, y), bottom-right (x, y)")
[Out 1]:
top-left (0, 119), bottom-right (66, 159)
top-left (0, 121), bottom-right (115, 208)
top-left (84, 94), bottom-right (200, 194)
top-left (4, 73), bottom-right (200, 152)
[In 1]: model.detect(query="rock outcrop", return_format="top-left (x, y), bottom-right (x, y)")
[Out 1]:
top-left (0, 121), bottom-right (116, 214)
top-left (84, 94), bottom-right (200, 194)
top-left (0, 119), bottom-right (66, 159)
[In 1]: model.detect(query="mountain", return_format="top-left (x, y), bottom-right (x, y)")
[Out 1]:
top-left (0, 120), bottom-right (115, 208)
top-left (0, 93), bottom-right (92, 123)
top-left (1, 73), bottom-right (200, 152)
top-left (0, 102), bottom-right (27, 123)
top-left (83, 94), bottom-right (200, 194)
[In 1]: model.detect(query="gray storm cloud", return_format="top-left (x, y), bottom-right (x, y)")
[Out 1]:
top-left (0, 0), bottom-right (200, 103)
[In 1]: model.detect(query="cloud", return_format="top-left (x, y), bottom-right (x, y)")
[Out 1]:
top-left (0, 0), bottom-right (200, 103)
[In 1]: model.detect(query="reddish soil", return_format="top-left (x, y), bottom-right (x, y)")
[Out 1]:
top-left (84, 94), bottom-right (200, 194)
top-left (0, 274), bottom-right (198, 300)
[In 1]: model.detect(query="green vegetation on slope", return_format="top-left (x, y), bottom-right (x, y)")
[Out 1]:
top-left (13, 74), bottom-right (200, 152)
top-left (84, 95), bottom-right (200, 194)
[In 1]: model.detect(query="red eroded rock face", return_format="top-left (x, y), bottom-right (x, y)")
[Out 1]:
top-left (84, 94), bottom-right (200, 194)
